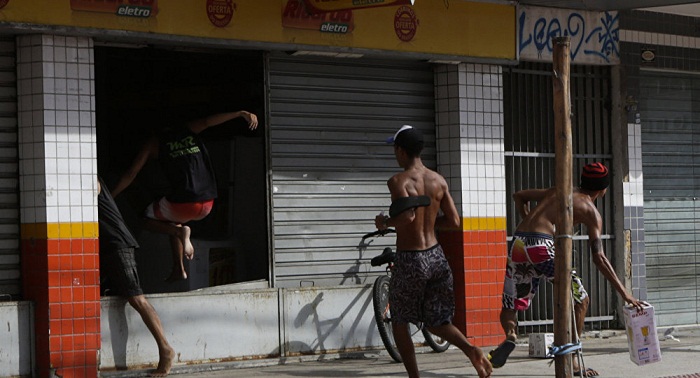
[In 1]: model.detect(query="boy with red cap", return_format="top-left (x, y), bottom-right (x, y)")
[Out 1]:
top-left (488, 162), bottom-right (645, 377)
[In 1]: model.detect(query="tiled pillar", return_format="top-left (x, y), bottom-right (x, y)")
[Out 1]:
top-left (434, 63), bottom-right (507, 348)
top-left (623, 117), bottom-right (646, 300)
top-left (18, 35), bottom-right (99, 378)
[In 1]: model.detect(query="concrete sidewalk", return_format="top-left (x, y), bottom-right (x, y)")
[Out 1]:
top-left (101, 326), bottom-right (700, 378)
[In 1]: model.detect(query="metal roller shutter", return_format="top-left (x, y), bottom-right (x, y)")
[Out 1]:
top-left (268, 53), bottom-right (435, 288)
top-left (640, 70), bottom-right (700, 326)
top-left (0, 36), bottom-right (19, 299)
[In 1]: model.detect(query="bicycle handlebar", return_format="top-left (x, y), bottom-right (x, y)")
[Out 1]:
top-left (361, 228), bottom-right (395, 240)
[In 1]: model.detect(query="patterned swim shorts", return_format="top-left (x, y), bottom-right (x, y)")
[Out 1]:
top-left (389, 244), bottom-right (455, 327)
top-left (501, 232), bottom-right (588, 311)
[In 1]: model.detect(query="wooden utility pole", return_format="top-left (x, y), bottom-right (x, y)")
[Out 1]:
top-left (552, 36), bottom-right (573, 378)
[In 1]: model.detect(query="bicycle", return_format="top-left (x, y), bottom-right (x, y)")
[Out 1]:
top-left (362, 229), bottom-right (451, 363)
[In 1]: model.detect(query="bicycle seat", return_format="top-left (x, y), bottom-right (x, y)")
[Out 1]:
top-left (389, 195), bottom-right (431, 218)
top-left (371, 247), bottom-right (396, 267)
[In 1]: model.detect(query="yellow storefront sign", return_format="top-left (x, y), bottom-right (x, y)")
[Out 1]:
top-left (0, 0), bottom-right (514, 60)
top-left (302, 0), bottom-right (413, 13)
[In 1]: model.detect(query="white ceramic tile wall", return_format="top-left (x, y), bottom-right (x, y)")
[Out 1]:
top-left (17, 35), bottom-right (97, 225)
top-left (435, 63), bottom-right (506, 219)
top-left (624, 121), bottom-right (644, 208)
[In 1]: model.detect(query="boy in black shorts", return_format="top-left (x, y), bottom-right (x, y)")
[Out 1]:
top-left (374, 125), bottom-right (492, 378)
top-left (98, 177), bottom-right (175, 377)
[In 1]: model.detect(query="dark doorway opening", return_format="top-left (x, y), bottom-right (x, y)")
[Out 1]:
top-left (95, 46), bottom-right (268, 293)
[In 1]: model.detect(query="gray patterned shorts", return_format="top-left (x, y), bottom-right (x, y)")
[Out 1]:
top-left (100, 247), bottom-right (143, 297)
top-left (389, 244), bottom-right (455, 327)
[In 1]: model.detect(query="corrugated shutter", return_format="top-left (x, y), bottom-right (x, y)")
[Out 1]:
top-left (0, 36), bottom-right (19, 299)
top-left (268, 53), bottom-right (435, 288)
top-left (640, 70), bottom-right (700, 326)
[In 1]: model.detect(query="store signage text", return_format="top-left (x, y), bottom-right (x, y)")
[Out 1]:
top-left (207, 0), bottom-right (236, 27)
top-left (394, 5), bottom-right (417, 42)
top-left (70, 0), bottom-right (159, 18)
top-left (283, 0), bottom-right (354, 34)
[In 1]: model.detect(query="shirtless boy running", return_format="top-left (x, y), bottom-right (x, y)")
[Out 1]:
top-left (374, 125), bottom-right (492, 378)
top-left (489, 162), bottom-right (645, 377)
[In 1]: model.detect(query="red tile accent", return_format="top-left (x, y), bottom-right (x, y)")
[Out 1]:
top-left (61, 334), bottom-right (74, 351)
top-left (74, 317), bottom-right (86, 334)
top-left (74, 302), bottom-right (86, 318)
top-left (86, 366), bottom-right (99, 378)
top-left (49, 336), bottom-right (61, 352)
top-left (85, 285), bottom-right (99, 302)
top-left (48, 287), bottom-right (60, 302)
top-left (71, 239), bottom-right (85, 253)
top-left (86, 350), bottom-right (98, 366)
top-left (58, 239), bottom-right (71, 254)
top-left (85, 317), bottom-right (100, 334)
top-left (85, 333), bottom-right (99, 350)
top-left (84, 302), bottom-right (98, 318)
top-left (22, 235), bottom-right (101, 377)
top-left (72, 254), bottom-right (83, 269)
top-left (60, 287), bottom-right (73, 302)
top-left (50, 319), bottom-right (62, 335)
top-left (438, 229), bottom-right (507, 347)
top-left (61, 319), bottom-right (74, 335)
top-left (73, 286), bottom-right (85, 302)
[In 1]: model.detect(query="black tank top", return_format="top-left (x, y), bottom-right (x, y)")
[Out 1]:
top-left (158, 128), bottom-right (218, 203)
top-left (98, 177), bottom-right (139, 250)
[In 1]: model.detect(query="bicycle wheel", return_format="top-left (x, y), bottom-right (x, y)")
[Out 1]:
top-left (422, 328), bottom-right (451, 353)
top-left (372, 275), bottom-right (402, 363)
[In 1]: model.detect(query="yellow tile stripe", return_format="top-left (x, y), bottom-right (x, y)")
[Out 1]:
top-left (21, 222), bottom-right (99, 239)
top-left (462, 217), bottom-right (507, 231)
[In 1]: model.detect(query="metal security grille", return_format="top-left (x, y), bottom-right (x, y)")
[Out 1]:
top-left (0, 37), bottom-right (19, 299)
top-left (639, 69), bottom-right (700, 326)
top-left (268, 53), bottom-right (435, 288)
top-left (503, 62), bottom-right (614, 332)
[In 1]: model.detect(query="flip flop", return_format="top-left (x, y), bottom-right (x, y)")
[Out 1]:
top-left (487, 339), bottom-right (516, 368)
top-left (574, 367), bottom-right (599, 377)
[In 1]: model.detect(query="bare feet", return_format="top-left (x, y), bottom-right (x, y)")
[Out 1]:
top-left (149, 346), bottom-right (175, 377)
top-left (181, 225), bottom-right (194, 260)
top-left (468, 346), bottom-right (493, 378)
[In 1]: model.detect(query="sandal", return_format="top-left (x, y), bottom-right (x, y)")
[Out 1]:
top-left (574, 367), bottom-right (599, 377)
top-left (487, 339), bottom-right (516, 368)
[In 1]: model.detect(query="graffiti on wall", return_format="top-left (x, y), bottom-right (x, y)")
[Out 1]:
top-left (518, 5), bottom-right (619, 65)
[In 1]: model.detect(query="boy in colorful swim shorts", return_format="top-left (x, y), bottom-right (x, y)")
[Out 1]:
top-left (502, 232), bottom-right (589, 312)
top-left (489, 162), bottom-right (646, 377)
top-left (375, 125), bottom-right (492, 378)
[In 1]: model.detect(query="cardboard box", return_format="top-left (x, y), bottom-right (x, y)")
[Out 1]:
top-left (623, 304), bottom-right (662, 365)
top-left (528, 333), bottom-right (554, 358)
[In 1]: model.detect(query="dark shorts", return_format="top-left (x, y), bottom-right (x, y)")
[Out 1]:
top-left (389, 244), bottom-right (455, 327)
top-left (100, 247), bottom-right (143, 297)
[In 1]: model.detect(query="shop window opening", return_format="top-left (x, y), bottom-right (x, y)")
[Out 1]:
top-left (95, 46), bottom-right (269, 294)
